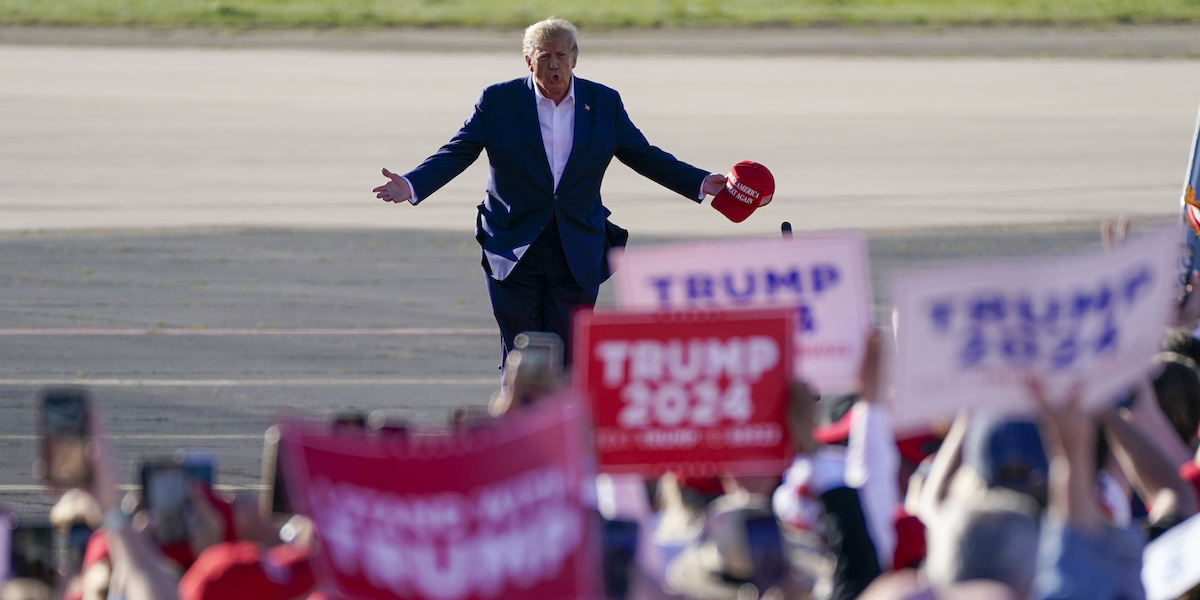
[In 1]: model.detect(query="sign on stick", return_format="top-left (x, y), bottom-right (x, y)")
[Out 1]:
top-left (890, 226), bottom-right (1181, 430)
top-left (1143, 511), bottom-right (1200, 600)
top-left (574, 308), bottom-right (795, 477)
top-left (279, 394), bottom-right (598, 600)
top-left (611, 232), bottom-right (871, 394)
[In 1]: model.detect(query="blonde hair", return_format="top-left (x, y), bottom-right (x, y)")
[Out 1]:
top-left (522, 17), bottom-right (578, 58)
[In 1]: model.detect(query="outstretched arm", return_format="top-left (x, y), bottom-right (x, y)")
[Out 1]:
top-left (86, 411), bottom-right (182, 600)
top-left (1027, 378), bottom-right (1102, 533)
top-left (1099, 407), bottom-right (1198, 523)
top-left (914, 409), bottom-right (969, 524)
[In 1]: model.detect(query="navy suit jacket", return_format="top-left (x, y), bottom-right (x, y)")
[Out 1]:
top-left (404, 75), bottom-right (709, 290)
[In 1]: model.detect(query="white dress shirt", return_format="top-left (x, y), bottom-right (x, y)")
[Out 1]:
top-left (533, 78), bottom-right (575, 191)
top-left (503, 79), bottom-right (575, 265)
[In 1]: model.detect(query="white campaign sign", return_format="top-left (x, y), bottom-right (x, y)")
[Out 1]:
top-left (890, 226), bottom-right (1181, 430)
top-left (611, 232), bottom-right (871, 393)
top-left (1143, 511), bottom-right (1200, 600)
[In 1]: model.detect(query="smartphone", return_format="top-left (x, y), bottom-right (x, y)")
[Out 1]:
top-left (513, 331), bottom-right (564, 376)
top-left (744, 514), bottom-right (787, 592)
top-left (10, 520), bottom-right (55, 587)
top-left (61, 523), bottom-right (93, 576)
top-left (260, 426), bottom-right (293, 518)
top-left (601, 518), bottom-right (639, 600)
top-left (175, 449), bottom-right (218, 487)
top-left (140, 460), bottom-right (191, 545)
top-left (36, 387), bottom-right (92, 488)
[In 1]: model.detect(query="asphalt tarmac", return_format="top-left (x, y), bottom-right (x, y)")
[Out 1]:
top-left (3, 43), bottom-right (1199, 236)
top-left (1, 26), bottom-right (1198, 520)
top-left (0, 220), bottom-right (1174, 519)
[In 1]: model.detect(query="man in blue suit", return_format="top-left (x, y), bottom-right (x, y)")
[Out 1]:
top-left (374, 18), bottom-right (726, 367)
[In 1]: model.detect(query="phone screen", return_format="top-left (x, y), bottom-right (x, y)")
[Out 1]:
top-left (176, 450), bottom-right (217, 487)
top-left (744, 515), bottom-right (786, 591)
top-left (38, 388), bottom-right (92, 488)
top-left (62, 523), bottom-right (93, 576)
top-left (141, 462), bottom-right (190, 544)
top-left (10, 522), bottom-right (55, 586)
top-left (601, 518), bottom-right (639, 600)
top-left (513, 331), bottom-right (564, 376)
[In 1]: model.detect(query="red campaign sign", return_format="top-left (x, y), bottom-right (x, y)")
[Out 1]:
top-left (278, 392), bottom-right (599, 600)
top-left (573, 308), bottom-right (795, 477)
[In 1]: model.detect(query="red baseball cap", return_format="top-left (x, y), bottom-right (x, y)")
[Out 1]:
top-left (179, 541), bottom-right (315, 600)
top-left (895, 431), bottom-right (941, 465)
top-left (812, 393), bottom-right (857, 445)
top-left (83, 530), bottom-right (110, 570)
top-left (711, 161), bottom-right (775, 223)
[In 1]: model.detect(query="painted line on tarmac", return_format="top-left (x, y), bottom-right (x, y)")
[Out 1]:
top-left (0, 327), bottom-right (496, 336)
top-left (0, 378), bottom-right (496, 387)
top-left (0, 484), bottom-right (267, 493)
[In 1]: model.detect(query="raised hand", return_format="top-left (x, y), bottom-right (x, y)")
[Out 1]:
top-left (786, 379), bottom-right (819, 455)
top-left (858, 328), bottom-right (884, 404)
top-left (1026, 377), bottom-right (1102, 531)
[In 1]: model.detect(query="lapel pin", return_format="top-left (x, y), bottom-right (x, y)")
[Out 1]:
top-left (584, 104), bottom-right (590, 111)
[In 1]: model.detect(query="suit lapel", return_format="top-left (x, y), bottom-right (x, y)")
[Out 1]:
top-left (521, 76), bottom-right (555, 190)
top-left (561, 78), bottom-right (591, 188)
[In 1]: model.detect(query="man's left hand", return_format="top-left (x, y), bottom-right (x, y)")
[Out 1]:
top-left (702, 173), bottom-right (726, 197)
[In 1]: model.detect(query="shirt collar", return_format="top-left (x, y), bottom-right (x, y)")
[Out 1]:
top-left (533, 76), bottom-right (575, 107)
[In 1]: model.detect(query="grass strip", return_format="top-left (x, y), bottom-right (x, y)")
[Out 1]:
top-left (4, 0), bottom-right (1200, 29)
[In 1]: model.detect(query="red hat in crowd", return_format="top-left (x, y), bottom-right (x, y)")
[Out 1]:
top-left (179, 541), bottom-right (315, 600)
top-left (711, 161), bottom-right (774, 223)
top-left (83, 530), bottom-right (110, 571)
top-left (1181, 460), bottom-right (1200, 503)
top-left (895, 431), bottom-right (941, 465)
top-left (812, 393), bottom-right (857, 445)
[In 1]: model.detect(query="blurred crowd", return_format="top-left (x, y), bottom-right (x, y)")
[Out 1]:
top-left (3, 223), bottom-right (1200, 600)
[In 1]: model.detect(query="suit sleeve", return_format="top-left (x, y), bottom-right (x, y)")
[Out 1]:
top-left (611, 93), bottom-right (709, 202)
top-left (403, 90), bottom-right (489, 204)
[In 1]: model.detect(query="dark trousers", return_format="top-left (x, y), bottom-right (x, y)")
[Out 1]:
top-left (486, 217), bottom-right (599, 368)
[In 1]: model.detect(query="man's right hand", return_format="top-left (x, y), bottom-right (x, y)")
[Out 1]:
top-left (373, 168), bottom-right (413, 204)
